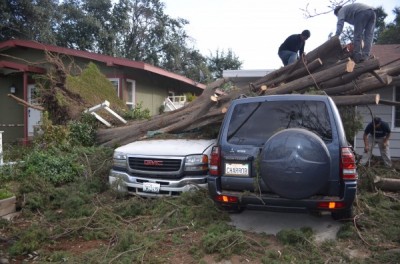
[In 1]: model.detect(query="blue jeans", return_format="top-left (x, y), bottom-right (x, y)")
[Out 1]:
top-left (353, 9), bottom-right (376, 62)
top-left (278, 50), bottom-right (298, 66)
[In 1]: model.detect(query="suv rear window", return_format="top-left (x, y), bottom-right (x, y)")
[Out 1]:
top-left (227, 100), bottom-right (332, 146)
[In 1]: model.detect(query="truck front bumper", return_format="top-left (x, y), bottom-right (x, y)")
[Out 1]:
top-left (109, 169), bottom-right (207, 197)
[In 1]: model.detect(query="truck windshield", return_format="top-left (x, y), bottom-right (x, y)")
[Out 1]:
top-left (227, 100), bottom-right (333, 145)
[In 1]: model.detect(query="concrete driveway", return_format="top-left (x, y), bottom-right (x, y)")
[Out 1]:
top-left (229, 210), bottom-right (343, 243)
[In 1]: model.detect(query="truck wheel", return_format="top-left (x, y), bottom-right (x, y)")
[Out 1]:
top-left (260, 128), bottom-right (331, 199)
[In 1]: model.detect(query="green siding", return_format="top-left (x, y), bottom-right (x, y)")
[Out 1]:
top-left (0, 77), bottom-right (25, 142)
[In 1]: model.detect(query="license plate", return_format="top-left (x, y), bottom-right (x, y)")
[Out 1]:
top-left (225, 163), bottom-right (249, 176)
top-left (143, 182), bottom-right (160, 193)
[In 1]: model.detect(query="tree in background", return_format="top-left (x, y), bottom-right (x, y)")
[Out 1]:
top-left (377, 7), bottom-right (400, 44)
top-left (0, 0), bottom-right (242, 83)
top-left (0, 0), bottom-right (60, 44)
top-left (207, 49), bottom-right (243, 79)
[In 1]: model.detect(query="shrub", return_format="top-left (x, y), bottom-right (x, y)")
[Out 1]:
top-left (122, 102), bottom-right (150, 120)
top-left (68, 114), bottom-right (98, 146)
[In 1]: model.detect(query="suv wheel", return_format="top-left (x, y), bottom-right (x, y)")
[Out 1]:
top-left (260, 128), bottom-right (331, 199)
top-left (331, 208), bottom-right (353, 221)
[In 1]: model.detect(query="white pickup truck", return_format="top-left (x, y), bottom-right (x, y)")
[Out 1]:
top-left (109, 138), bottom-right (216, 197)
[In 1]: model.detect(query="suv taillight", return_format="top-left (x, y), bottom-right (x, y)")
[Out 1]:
top-left (209, 146), bottom-right (220, 176)
top-left (341, 147), bottom-right (358, 180)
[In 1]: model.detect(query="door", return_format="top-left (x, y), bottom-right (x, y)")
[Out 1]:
top-left (28, 84), bottom-right (42, 137)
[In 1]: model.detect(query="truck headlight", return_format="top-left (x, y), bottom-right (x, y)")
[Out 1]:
top-left (184, 154), bottom-right (209, 172)
top-left (113, 151), bottom-right (127, 169)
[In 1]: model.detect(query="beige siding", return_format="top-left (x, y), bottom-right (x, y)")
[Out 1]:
top-left (136, 83), bottom-right (168, 116)
top-left (354, 86), bottom-right (400, 158)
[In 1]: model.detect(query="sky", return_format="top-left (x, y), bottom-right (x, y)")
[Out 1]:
top-left (163, 0), bottom-right (399, 70)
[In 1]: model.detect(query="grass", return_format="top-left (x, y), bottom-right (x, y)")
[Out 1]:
top-left (1, 143), bottom-right (400, 263)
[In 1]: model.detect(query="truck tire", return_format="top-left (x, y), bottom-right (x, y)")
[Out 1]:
top-left (260, 128), bottom-right (331, 199)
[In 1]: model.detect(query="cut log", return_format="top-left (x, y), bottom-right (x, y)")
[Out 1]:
top-left (323, 74), bottom-right (392, 95)
top-left (374, 176), bottom-right (400, 192)
top-left (252, 37), bottom-right (343, 87)
top-left (319, 58), bottom-right (380, 88)
top-left (331, 94), bottom-right (380, 106)
top-left (95, 35), bottom-right (397, 147)
top-left (265, 60), bottom-right (355, 95)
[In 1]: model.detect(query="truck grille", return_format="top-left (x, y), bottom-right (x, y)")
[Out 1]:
top-left (128, 157), bottom-right (182, 172)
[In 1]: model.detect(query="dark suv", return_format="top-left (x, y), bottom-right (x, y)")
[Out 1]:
top-left (208, 94), bottom-right (357, 220)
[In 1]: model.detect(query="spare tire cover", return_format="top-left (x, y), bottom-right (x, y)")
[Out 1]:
top-left (260, 128), bottom-right (331, 199)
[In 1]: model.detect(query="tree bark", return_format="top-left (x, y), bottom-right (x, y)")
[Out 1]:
top-left (374, 176), bottom-right (400, 192)
top-left (265, 60), bottom-right (355, 95)
top-left (319, 58), bottom-right (380, 89)
top-left (331, 94), bottom-right (380, 106)
top-left (323, 74), bottom-right (392, 95)
top-left (252, 37), bottom-right (343, 88)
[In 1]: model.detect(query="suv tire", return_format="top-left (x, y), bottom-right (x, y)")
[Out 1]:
top-left (260, 128), bottom-right (331, 199)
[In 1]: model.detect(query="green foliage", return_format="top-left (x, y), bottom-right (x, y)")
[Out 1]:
top-left (276, 227), bottom-right (314, 247)
top-left (8, 224), bottom-right (49, 256)
top-left (201, 223), bottom-right (249, 257)
top-left (68, 114), bottom-right (98, 146)
top-left (377, 7), bottom-right (400, 44)
top-left (0, 187), bottom-right (13, 199)
top-left (336, 222), bottom-right (357, 240)
top-left (207, 48), bottom-right (243, 79)
top-left (35, 112), bottom-right (70, 147)
top-left (67, 62), bottom-right (127, 111)
top-left (122, 102), bottom-right (151, 120)
top-left (184, 92), bottom-right (197, 102)
top-left (338, 106), bottom-right (363, 145)
top-left (22, 147), bottom-right (83, 185)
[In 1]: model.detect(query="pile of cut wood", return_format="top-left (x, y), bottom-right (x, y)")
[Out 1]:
top-left (96, 37), bottom-right (400, 147)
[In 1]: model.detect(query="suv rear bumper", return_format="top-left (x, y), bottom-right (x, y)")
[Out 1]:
top-left (208, 176), bottom-right (357, 213)
top-left (109, 170), bottom-right (207, 197)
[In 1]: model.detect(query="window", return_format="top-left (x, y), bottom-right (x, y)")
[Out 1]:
top-left (395, 86), bottom-right (400, 127)
top-left (108, 78), bottom-right (120, 96)
top-left (227, 100), bottom-right (332, 146)
top-left (126, 79), bottom-right (136, 109)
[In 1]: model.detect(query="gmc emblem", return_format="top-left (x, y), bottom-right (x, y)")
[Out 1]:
top-left (144, 160), bottom-right (163, 166)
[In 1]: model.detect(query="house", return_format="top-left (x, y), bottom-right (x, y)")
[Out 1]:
top-left (354, 44), bottom-right (400, 158)
top-left (223, 45), bottom-right (400, 158)
top-left (0, 39), bottom-right (206, 144)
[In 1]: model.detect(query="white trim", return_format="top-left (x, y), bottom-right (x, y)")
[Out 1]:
top-left (126, 79), bottom-right (136, 108)
top-left (108, 78), bottom-right (120, 97)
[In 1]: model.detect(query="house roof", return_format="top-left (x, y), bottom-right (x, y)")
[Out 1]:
top-left (371, 44), bottom-right (400, 67)
top-left (0, 39), bottom-right (206, 89)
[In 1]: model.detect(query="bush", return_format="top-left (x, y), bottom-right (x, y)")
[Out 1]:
top-left (22, 147), bottom-right (83, 185)
top-left (68, 114), bottom-right (98, 146)
top-left (123, 102), bottom-right (150, 120)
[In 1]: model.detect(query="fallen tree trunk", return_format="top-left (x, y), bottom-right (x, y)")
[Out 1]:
top-left (323, 74), bottom-right (392, 95)
top-left (252, 37), bottom-right (343, 88)
top-left (319, 58), bottom-right (380, 89)
top-left (96, 35), bottom-right (399, 147)
top-left (374, 176), bottom-right (400, 192)
top-left (265, 60), bottom-right (355, 95)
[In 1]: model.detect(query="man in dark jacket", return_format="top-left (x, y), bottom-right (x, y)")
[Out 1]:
top-left (360, 117), bottom-right (392, 167)
top-left (334, 3), bottom-right (376, 63)
top-left (278, 30), bottom-right (310, 66)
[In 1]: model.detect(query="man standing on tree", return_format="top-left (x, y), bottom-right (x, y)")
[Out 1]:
top-left (278, 30), bottom-right (310, 66)
top-left (360, 117), bottom-right (392, 168)
top-left (334, 3), bottom-right (376, 63)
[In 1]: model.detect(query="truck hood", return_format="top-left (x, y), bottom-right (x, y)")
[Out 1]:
top-left (115, 139), bottom-right (216, 156)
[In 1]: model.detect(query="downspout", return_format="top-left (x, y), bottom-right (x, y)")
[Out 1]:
top-left (23, 72), bottom-right (28, 145)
